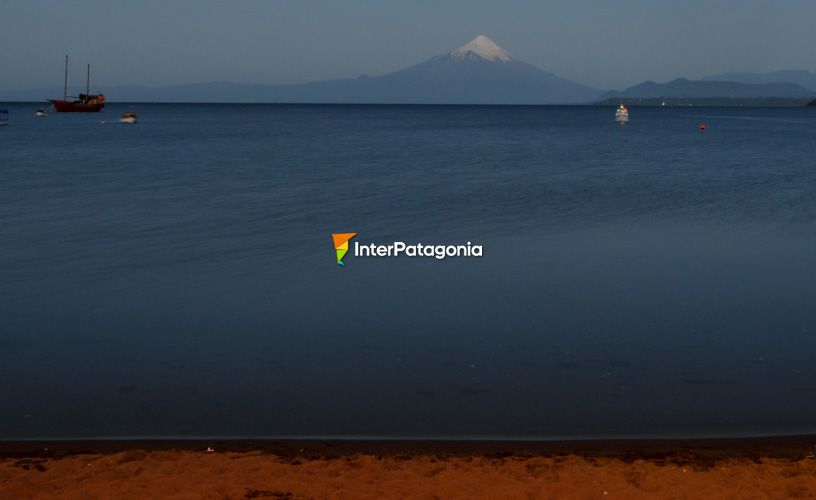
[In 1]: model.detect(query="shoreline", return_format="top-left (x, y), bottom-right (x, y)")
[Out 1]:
top-left (4, 434), bottom-right (816, 460)
top-left (3, 437), bottom-right (816, 497)
top-left (1, 100), bottom-right (814, 107)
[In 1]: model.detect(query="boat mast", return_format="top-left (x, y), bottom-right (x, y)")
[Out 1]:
top-left (63, 55), bottom-right (68, 101)
top-left (86, 64), bottom-right (90, 95)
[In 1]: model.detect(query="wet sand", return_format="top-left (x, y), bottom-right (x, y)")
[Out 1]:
top-left (2, 437), bottom-right (816, 499)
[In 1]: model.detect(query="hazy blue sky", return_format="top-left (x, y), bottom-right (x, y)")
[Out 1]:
top-left (2, 0), bottom-right (815, 92)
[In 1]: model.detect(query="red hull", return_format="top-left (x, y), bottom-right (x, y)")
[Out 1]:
top-left (50, 99), bottom-right (104, 112)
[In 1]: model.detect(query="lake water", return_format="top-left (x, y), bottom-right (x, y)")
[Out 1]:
top-left (1, 103), bottom-right (816, 440)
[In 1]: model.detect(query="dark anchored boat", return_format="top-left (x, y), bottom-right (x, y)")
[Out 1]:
top-left (49, 55), bottom-right (105, 112)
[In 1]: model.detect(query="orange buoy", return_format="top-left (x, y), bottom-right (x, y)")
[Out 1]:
top-left (699, 123), bottom-right (707, 130)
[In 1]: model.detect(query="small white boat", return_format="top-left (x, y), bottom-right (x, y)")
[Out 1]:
top-left (35, 108), bottom-right (48, 117)
top-left (0, 109), bottom-right (8, 126)
top-left (119, 111), bottom-right (138, 124)
top-left (615, 103), bottom-right (629, 123)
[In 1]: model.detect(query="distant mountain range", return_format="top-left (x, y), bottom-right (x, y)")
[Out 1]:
top-left (0, 36), bottom-right (601, 105)
top-left (702, 70), bottom-right (816, 91)
top-left (602, 78), bottom-right (814, 100)
top-left (2, 38), bottom-right (816, 105)
top-left (598, 77), bottom-right (816, 106)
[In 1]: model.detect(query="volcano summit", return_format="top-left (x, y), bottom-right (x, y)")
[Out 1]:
top-left (94, 36), bottom-right (604, 104)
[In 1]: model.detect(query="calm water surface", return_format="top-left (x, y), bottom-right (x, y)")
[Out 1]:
top-left (1, 103), bottom-right (815, 439)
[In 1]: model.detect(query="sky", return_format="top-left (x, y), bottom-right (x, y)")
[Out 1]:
top-left (1, 0), bottom-right (815, 92)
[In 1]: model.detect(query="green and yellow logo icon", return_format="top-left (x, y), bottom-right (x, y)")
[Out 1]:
top-left (332, 233), bottom-right (357, 266)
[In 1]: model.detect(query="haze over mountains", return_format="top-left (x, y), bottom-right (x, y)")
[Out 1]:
top-left (156, 35), bottom-right (601, 104)
top-left (2, 36), bottom-right (815, 105)
top-left (602, 78), bottom-right (814, 99)
top-left (598, 75), bottom-right (816, 107)
top-left (0, 36), bottom-right (600, 104)
top-left (702, 70), bottom-right (816, 91)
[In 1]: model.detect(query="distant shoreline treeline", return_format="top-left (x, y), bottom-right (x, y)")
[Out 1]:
top-left (1, 99), bottom-right (814, 107)
top-left (597, 97), bottom-right (815, 107)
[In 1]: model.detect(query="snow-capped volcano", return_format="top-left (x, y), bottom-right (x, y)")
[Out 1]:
top-left (390, 35), bottom-right (601, 102)
top-left (449, 35), bottom-right (514, 63)
top-left (94, 35), bottom-right (604, 104)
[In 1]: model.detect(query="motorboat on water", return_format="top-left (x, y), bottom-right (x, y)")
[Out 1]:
top-left (0, 109), bottom-right (8, 126)
top-left (615, 103), bottom-right (629, 123)
top-left (35, 108), bottom-right (48, 117)
top-left (49, 55), bottom-right (105, 112)
top-left (119, 112), bottom-right (138, 124)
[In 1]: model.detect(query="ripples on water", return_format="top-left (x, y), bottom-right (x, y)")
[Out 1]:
top-left (1, 103), bottom-right (815, 439)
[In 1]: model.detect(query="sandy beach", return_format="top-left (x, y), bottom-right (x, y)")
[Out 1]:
top-left (2, 437), bottom-right (816, 499)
